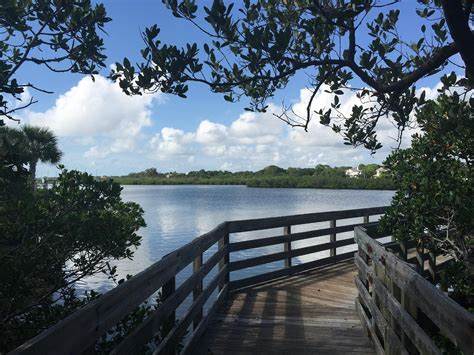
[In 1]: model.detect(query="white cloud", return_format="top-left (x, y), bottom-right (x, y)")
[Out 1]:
top-left (27, 75), bottom-right (159, 158)
top-left (84, 146), bottom-right (108, 159)
top-left (196, 120), bottom-right (227, 144)
top-left (30, 77), bottom-right (441, 175)
top-left (287, 88), bottom-right (347, 148)
top-left (229, 104), bottom-right (283, 144)
top-left (288, 86), bottom-right (417, 151)
top-left (150, 127), bottom-right (195, 159)
top-left (146, 84), bottom-right (423, 171)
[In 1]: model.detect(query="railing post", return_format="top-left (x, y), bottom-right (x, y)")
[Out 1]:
top-left (218, 231), bottom-right (229, 291)
top-left (358, 246), bottom-right (370, 291)
top-left (162, 276), bottom-right (176, 337)
top-left (398, 240), bottom-right (407, 261)
top-left (193, 253), bottom-right (203, 329)
top-left (401, 291), bottom-right (418, 353)
top-left (363, 215), bottom-right (369, 224)
top-left (283, 225), bottom-right (292, 268)
top-left (330, 220), bottom-right (336, 263)
top-left (415, 239), bottom-right (424, 275)
top-left (428, 246), bottom-right (437, 283)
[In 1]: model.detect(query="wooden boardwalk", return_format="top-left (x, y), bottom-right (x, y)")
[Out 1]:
top-left (15, 208), bottom-right (469, 355)
top-left (193, 261), bottom-right (374, 354)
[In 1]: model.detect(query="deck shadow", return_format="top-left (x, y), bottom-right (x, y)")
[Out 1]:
top-left (192, 261), bottom-right (374, 354)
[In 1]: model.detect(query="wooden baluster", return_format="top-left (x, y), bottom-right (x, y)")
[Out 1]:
top-left (398, 240), bottom-right (407, 261)
top-left (401, 290), bottom-right (418, 353)
top-left (218, 232), bottom-right (229, 291)
top-left (375, 263), bottom-right (405, 355)
top-left (193, 253), bottom-right (203, 329)
top-left (415, 239), bottom-right (424, 275)
top-left (358, 246), bottom-right (370, 291)
top-left (330, 220), bottom-right (336, 263)
top-left (162, 276), bottom-right (176, 338)
top-left (390, 281), bottom-right (403, 344)
top-left (428, 245), bottom-right (437, 283)
top-left (363, 215), bottom-right (370, 224)
top-left (283, 225), bottom-right (292, 268)
top-left (373, 263), bottom-right (388, 350)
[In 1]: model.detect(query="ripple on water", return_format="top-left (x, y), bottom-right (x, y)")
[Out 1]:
top-left (78, 185), bottom-right (393, 309)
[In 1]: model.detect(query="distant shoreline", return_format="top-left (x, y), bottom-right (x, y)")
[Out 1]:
top-left (118, 183), bottom-right (396, 191)
top-left (112, 178), bottom-right (396, 191)
top-left (111, 164), bottom-right (395, 190)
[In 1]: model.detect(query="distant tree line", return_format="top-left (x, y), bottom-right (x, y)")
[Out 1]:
top-left (112, 164), bottom-right (394, 190)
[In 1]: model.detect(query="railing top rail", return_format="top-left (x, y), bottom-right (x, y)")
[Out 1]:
top-left (354, 226), bottom-right (474, 354)
top-left (228, 206), bottom-right (388, 233)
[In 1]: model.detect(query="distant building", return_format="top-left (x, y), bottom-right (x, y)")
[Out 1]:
top-left (374, 167), bottom-right (387, 178)
top-left (345, 167), bottom-right (361, 178)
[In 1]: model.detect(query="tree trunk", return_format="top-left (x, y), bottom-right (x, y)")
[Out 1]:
top-left (441, 0), bottom-right (474, 84)
top-left (29, 160), bottom-right (37, 191)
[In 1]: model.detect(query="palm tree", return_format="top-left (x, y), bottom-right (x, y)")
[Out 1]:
top-left (20, 125), bottom-right (62, 188)
top-left (0, 126), bottom-right (30, 169)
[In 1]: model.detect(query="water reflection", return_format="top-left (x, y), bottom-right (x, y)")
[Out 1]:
top-left (78, 185), bottom-right (393, 293)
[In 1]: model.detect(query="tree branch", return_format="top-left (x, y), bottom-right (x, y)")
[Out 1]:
top-left (4, 7), bottom-right (62, 83)
top-left (441, 0), bottom-right (474, 82)
top-left (348, 42), bottom-right (458, 93)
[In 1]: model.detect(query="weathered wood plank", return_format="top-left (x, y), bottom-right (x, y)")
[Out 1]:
top-left (229, 223), bottom-right (366, 252)
top-left (218, 233), bottom-right (229, 291)
top-left (229, 251), bottom-right (355, 291)
top-left (229, 238), bottom-right (356, 272)
top-left (193, 254), bottom-right (203, 329)
top-left (355, 226), bottom-right (474, 355)
top-left (415, 240), bottom-right (424, 275)
top-left (283, 225), bottom-right (292, 268)
top-left (195, 262), bottom-right (374, 355)
top-left (111, 246), bottom-right (227, 355)
top-left (372, 278), bottom-right (442, 355)
top-left (228, 206), bottom-right (388, 233)
top-left (355, 277), bottom-right (408, 355)
top-left (330, 219), bottom-right (336, 261)
top-left (398, 240), bottom-right (408, 261)
top-left (355, 297), bottom-right (371, 336)
top-left (162, 276), bottom-right (176, 337)
top-left (428, 247), bottom-right (436, 283)
top-left (182, 284), bottom-right (229, 355)
top-left (354, 253), bottom-right (369, 284)
top-left (154, 265), bottom-right (229, 354)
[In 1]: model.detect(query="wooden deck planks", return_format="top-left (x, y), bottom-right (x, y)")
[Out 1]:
top-left (192, 261), bottom-right (373, 354)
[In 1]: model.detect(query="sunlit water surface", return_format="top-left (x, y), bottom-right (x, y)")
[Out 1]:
top-left (77, 185), bottom-right (393, 296)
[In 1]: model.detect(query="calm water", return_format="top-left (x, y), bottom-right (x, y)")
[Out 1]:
top-left (78, 185), bottom-right (393, 293)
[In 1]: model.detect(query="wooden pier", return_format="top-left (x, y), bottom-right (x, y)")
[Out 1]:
top-left (194, 261), bottom-right (373, 354)
top-left (11, 206), bottom-right (474, 355)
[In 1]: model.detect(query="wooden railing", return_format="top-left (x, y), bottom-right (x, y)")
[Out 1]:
top-left (354, 225), bottom-right (474, 355)
top-left (12, 222), bottom-right (230, 355)
top-left (12, 206), bottom-right (388, 355)
top-left (227, 206), bottom-right (388, 290)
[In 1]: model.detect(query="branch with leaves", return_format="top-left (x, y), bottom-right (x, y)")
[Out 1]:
top-left (0, 0), bottom-right (111, 125)
top-left (112, 0), bottom-right (473, 151)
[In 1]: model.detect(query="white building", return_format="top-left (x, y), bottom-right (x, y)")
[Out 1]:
top-left (374, 167), bottom-right (387, 178)
top-left (345, 167), bottom-right (361, 178)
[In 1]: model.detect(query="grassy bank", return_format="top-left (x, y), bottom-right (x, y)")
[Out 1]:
top-left (111, 175), bottom-right (395, 190)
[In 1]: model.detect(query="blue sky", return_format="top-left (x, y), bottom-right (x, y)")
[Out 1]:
top-left (11, 1), bottom-right (458, 176)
